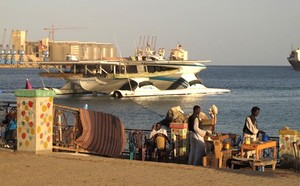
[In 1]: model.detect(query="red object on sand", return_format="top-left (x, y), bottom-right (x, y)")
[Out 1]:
top-left (25, 79), bottom-right (33, 89)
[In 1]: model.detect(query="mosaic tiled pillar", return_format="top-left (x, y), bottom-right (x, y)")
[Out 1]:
top-left (15, 89), bottom-right (56, 153)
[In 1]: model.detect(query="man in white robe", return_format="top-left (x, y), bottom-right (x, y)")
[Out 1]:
top-left (188, 105), bottom-right (214, 166)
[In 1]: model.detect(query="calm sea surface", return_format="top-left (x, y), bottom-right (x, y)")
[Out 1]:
top-left (1, 66), bottom-right (299, 136)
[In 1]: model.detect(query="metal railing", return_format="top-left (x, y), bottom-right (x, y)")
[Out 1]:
top-left (0, 101), bottom-right (17, 116)
top-left (52, 104), bottom-right (82, 151)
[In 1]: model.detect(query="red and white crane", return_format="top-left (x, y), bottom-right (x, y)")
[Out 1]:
top-left (43, 25), bottom-right (88, 40)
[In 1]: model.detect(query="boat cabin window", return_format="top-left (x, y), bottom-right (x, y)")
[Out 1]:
top-left (189, 80), bottom-right (203, 86)
top-left (139, 81), bottom-right (153, 88)
top-left (119, 81), bottom-right (138, 90)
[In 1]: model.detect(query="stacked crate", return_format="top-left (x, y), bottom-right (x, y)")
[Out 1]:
top-left (170, 123), bottom-right (189, 160)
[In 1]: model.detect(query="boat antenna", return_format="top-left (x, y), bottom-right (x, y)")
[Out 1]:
top-left (154, 36), bottom-right (157, 52)
top-left (151, 36), bottom-right (154, 50)
top-left (142, 36), bottom-right (145, 51)
top-left (146, 35), bottom-right (149, 46)
top-left (133, 40), bottom-right (137, 54)
top-left (114, 37), bottom-right (122, 57)
top-left (138, 35), bottom-right (142, 51)
top-left (114, 36), bottom-right (133, 91)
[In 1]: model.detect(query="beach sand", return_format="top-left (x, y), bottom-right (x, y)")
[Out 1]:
top-left (0, 148), bottom-right (299, 186)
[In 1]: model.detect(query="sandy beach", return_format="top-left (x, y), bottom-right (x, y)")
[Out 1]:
top-left (0, 148), bottom-right (299, 186)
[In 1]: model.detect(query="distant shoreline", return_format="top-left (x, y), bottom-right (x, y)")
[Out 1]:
top-left (0, 64), bottom-right (291, 69)
top-left (0, 64), bottom-right (39, 68)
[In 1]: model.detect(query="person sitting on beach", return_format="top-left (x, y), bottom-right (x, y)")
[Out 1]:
top-left (149, 122), bottom-right (167, 139)
top-left (1, 109), bottom-right (17, 143)
top-left (147, 122), bottom-right (169, 160)
top-left (5, 114), bottom-right (17, 143)
top-left (0, 113), bottom-right (16, 147)
top-left (0, 122), bottom-right (7, 142)
top-left (1, 113), bottom-right (12, 142)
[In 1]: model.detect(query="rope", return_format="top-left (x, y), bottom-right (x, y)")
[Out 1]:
top-left (127, 97), bottom-right (165, 119)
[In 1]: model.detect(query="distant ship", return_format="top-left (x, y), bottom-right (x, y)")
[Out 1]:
top-left (287, 48), bottom-right (300, 71)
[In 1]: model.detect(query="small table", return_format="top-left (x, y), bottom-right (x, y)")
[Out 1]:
top-left (230, 157), bottom-right (277, 170)
top-left (241, 140), bottom-right (276, 160)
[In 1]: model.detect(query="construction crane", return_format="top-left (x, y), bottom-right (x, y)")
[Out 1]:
top-left (1, 28), bottom-right (6, 47)
top-left (43, 25), bottom-right (88, 40)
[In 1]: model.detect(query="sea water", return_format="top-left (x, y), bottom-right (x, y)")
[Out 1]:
top-left (0, 66), bottom-right (299, 136)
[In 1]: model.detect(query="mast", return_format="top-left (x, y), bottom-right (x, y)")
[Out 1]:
top-left (154, 36), bottom-right (157, 52)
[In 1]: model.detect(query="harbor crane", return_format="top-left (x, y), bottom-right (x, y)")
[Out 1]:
top-left (43, 25), bottom-right (88, 40)
top-left (1, 28), bottom-right (6, 47)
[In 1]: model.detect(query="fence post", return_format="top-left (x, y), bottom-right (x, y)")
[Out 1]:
top-left (15, 89), bottom-right (56, 153)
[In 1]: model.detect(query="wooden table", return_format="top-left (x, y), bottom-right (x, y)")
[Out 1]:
top-left (241, 140), bottom-right (276, 160)
top-left (205, 134), bottom-right (230, 141)
top-left (204, 134), bottom-right (234, 168)
top-left (230, 157), bottom-right (277, 170)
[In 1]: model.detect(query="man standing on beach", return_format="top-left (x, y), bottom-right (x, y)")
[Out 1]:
top-left (188, 105), bottom-right (214, 166)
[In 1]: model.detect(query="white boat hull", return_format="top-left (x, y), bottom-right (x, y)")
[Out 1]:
top-left (109, 75), bottom-right (230, 98)
top-left (114, 88), bottom-right (230, 98)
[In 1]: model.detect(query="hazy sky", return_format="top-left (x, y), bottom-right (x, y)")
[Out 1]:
top-left (2, 0), bottom-right (300, 66)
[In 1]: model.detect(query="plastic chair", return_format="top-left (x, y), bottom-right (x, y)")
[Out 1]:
top-left (292, 141), bottom-right (300, 173)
